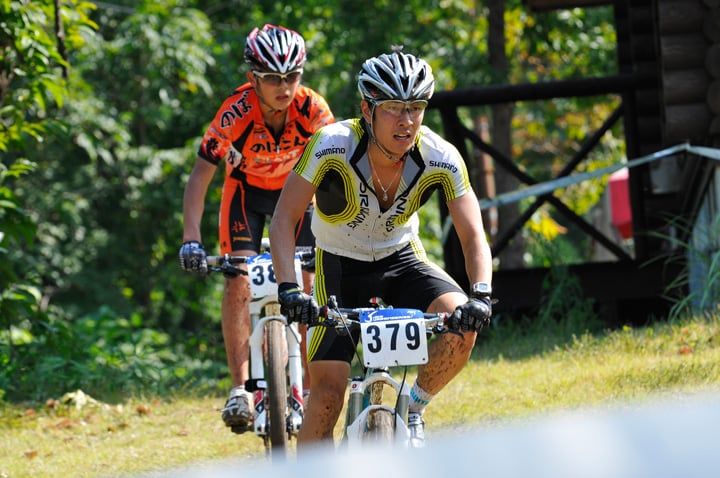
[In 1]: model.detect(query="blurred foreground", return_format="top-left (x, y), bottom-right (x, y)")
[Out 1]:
top-left (142, 390), bottom-right (720, 478)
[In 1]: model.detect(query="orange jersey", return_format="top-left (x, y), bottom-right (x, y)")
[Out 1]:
top-left (198, 83), bottom-right (334, 190)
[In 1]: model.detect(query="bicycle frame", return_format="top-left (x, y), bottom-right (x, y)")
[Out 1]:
top-left (207, 249), bottom-right (312, 458)
top-left (247, 294), bottom-right (304, 438)
top-left (316, 297), bottom-right (451, 449)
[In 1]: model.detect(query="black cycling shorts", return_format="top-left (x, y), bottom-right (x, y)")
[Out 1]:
top-left (306, 243), bottom-right (463, 363)
top-left (219, 180), bottom-right (314, 254)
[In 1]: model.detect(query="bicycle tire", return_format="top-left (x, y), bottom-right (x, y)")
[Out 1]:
top-left (266, 320), bottom-right (288, 458)
top-left (362, 408), bottom-right (395, 444)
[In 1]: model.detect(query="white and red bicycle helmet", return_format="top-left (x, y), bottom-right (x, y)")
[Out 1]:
top-left (244, 24), bottom-right (306, 73)
top-left (357, 47), bottom-right (435, 102)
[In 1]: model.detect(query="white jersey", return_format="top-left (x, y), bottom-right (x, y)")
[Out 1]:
top-left (294, 118), bottom-right (472, 261)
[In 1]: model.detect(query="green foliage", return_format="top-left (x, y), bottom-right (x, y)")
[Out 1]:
top-left (418, 194), bottom-right (444, 264)
top-left (513, 6), bottom-right (617, 82)
top-left (1, 1), bottom-right (96, 389)
top-left (0, 161), bottom-right (37, 250)
top-left (0, 305), bottom-right (227, 402)
top-left (0, 0), bottom-right (635, 407)
top-left (2, 1), bottom-right (63, 150)
top-left (524, 218), bottom-right (590, 268)
top-left (534, 264), bottom-right (599, 331)
top-left (505, 6), bottom-right (623, 262)
top-left (79, 2), bottom-right (215, 148)
top-left (647, 214), bottom-right (720, 319)
top-left (12, 1), bottom-right (220, 332)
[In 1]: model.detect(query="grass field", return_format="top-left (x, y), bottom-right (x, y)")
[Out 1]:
top-left (2, 312), bottom-right (719, 478)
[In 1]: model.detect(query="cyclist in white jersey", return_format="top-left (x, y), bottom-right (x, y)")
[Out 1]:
top-left (269, 47), bottom-right (494, 450)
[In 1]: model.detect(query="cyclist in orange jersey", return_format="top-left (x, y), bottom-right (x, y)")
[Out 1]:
top-left (179, 24), bottom-right (334, 433)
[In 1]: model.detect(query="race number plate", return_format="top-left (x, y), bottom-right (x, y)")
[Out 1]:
top-left (246, 253), bottom-right (302, 300)
top-left (359, 309), bottom-right (429, 368)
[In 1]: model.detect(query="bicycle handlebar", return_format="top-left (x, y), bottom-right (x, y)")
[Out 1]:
top-left (312, 295), bottom-right (455, 336)
top-left (206, 248), bottom-right (316, 276)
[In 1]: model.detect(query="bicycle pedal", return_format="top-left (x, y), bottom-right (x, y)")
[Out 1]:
top-left (230, 423), bottom-right (252, 435)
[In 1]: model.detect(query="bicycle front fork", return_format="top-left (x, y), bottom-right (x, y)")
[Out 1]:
top-left (344, 370), bottom-right (412, 436)
top-left (286, 321), bottom-right (304, 435)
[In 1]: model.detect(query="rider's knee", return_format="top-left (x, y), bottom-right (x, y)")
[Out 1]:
top-left (310, 380), bottom-right (346, 406)
top-left (224, 273), bottom-right (250, 291)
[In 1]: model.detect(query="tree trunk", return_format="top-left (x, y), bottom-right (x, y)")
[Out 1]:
top-left (487, 0), bottom-right (525, 269)
top-left (53, 0), bottom-right (68, 79)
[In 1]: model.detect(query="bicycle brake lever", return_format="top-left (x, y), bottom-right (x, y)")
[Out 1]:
top-left (222, 265), bottom-right (248, 278)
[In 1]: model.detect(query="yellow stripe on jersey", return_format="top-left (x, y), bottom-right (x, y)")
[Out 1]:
top-left (307, 248), bottom-right (328, 361)
top-left (294, 131), bottom-right (324, 172)
top-left (389, 171), bottom-right (457, 226)
top-left (312, 158), bottom-right (361, 224)
top-left (409, 237), bottom-right (428, 262)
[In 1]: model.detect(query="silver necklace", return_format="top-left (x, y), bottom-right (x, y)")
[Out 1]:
top-left (369, 154), bottom-right (402, 202)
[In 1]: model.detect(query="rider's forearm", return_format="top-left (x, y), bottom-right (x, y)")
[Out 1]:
top-left (182, 159), bottom-right (215, 242)
top-left (269, 215), bottom-right (300, 284)
top-left (464, 239), bottom-right (493, 286)
top-left (183, 194), bottom-right (205, 242)
top-left (448, 194), bottom-right (493, 287)
top-left (182, 187), bottom-right (206, 242)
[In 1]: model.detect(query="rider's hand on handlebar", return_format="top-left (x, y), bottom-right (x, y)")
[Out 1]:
top-left (179, 241), bottom-right (208, 274)
top-left (278, 282), bottom-right (318, 324)
top-left (448, 295), bottom-right (492, 332)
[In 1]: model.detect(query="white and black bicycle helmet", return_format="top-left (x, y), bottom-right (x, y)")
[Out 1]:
top-left (357, 47), bottom-right (434, 102)
top-left (244, 24), bottom-right (306, 73)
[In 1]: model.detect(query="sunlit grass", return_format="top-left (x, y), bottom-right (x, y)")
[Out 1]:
top-left (0, 395), bottom-right (266, 478)
top-left (2, 313), bottom-right (719, 477)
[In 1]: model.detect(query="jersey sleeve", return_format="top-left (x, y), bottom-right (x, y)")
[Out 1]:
top-left (293, 122), bottom-right (349, 187)
top-left (415, 126), bottom-right (472, 202)
top-left (309, 92), bottom-right (335, 131)
top-left (197, 87), bottom-right (251, 166)
top-left (197, 120), bottom-right (230, 166)
top-left (444, 146), bottom-right (472, 201)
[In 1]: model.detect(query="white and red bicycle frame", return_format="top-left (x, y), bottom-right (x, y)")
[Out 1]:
top-left (246, 252), bottom-right (305, 438)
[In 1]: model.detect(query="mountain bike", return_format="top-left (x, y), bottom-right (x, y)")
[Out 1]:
top-left (207, 247), bottom-right (314, 460)
top-left (310, 295), bottom-right (458, 448)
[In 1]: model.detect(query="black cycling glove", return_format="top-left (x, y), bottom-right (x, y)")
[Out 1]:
top-left (178, 241), bottom-right (208, 274)
top-left (278, 282), bottom-right (318, 324)
top-left (448, 296), bottom-right (492, 332)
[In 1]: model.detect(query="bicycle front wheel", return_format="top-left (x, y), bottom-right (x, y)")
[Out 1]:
top-left (362, 409), bottom-right (395, 444)
top-left (266, 320), bottom-right (288, 458)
